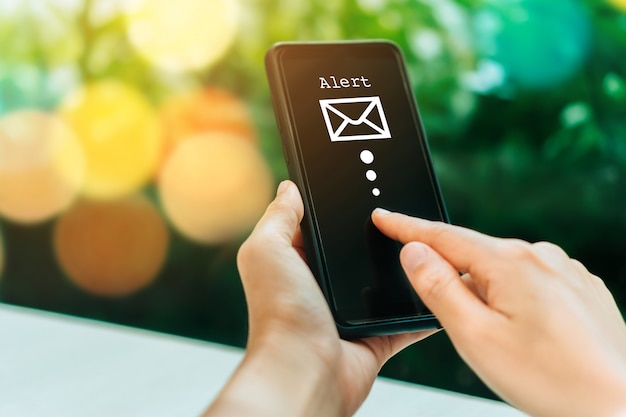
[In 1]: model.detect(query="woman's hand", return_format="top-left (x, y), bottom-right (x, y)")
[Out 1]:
top-left (203, 181), bottom-right (435, 417)
top-left (373, 210), bottom-right (626, 417)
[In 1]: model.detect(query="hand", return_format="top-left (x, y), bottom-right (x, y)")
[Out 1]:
top-left (373, 210), bottom-right (626, 417)
top-left (204, 181), bottom-right (436, 417)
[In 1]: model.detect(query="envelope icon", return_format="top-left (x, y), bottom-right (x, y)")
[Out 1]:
top-left (319, 96), bottom-right (391, 142)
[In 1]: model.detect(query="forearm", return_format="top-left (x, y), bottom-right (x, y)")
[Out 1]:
top-left (203, 343), bottom-right (342, 417)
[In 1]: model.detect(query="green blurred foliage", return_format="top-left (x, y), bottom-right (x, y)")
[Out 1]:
top-left (0, 0), bottom-right (625, 401)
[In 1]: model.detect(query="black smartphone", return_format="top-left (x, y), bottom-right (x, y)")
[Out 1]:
top-left (265, 40), bottom-right (448, 338)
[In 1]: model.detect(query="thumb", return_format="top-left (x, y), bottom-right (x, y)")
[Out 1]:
top-left (400, 242), bottom-right (489, 332)
top-left (249, 180), bottom-right (304, 246)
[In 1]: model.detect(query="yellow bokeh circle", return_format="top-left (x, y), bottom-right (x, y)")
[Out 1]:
top-left (610, 0), bottom-right (626, 11)
top-left (0, 110), bottom-right (85, 223)
top-left (159, 133), bottom-right (273, 244)
top-left (124, 0), bottom-right (240, 73)
top-left (160, 87), bottom-right (256, 161)
top-left (59, 80), bottom-right (163, 200)
top-left (54, 195), bottom-right (169, 297)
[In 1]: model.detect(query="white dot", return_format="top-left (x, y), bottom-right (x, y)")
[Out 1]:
top-left (372, 188), bottom-right (381, 197)
top-left (366, 170), bottom-right (377, 181)
top-left (360, 150), bottom-right (374, 164)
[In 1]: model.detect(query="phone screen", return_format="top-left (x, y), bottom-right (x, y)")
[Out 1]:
top-left (271, 42), bottom-right (447, 326)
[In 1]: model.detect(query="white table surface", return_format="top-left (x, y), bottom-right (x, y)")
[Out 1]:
top-left (0, 303), bottom-right (526, 417)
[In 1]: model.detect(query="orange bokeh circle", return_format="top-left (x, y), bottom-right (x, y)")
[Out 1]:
top-left (160, 87), bottom-right (256, 160)
top-left (159, 133), bottom-right (273, 244)
top-left (0, 110), bottom-right (85, 224)
top-left (54, 195), bottom-right (169, 297)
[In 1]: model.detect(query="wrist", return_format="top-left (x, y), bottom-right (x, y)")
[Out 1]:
top-left (205, 337), bottom-right (343, 417)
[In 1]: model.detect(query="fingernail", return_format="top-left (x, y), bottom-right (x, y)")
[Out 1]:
top-left (277, 180), bottom-right (290, 196)
top-left (401, 242), bottom-right (427, 272)
top-left (373, 207), bottom-right (390, 216)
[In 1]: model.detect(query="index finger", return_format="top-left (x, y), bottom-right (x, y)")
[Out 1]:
top-left (372, 209), bottom-right (501, 273)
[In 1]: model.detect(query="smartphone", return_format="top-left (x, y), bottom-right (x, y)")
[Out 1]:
top-left (265, 41), bottom-right (448, 338)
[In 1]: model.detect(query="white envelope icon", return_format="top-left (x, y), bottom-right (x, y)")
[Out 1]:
top-left (319, 96), bottom-right (391, 142)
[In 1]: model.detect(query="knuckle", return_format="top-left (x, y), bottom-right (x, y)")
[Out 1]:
top-left (569, 258), bottom-right (590, 273)
top-left (236, 237), bottom-right (265, 272)
top-left (269, 200), bottom-right (300, 227)
top-left (533, 241), bottom-right (567, 257)
top-left (416, 267), bottom-right (454, 303)
top-left (236, 240), bottom-right (252, 272)
top-left (501, 238), bottom-right (535, 260)
top-left (590, 273), bottom-right (606, 287)
top-left (501, 239), bottom-right (571, 276)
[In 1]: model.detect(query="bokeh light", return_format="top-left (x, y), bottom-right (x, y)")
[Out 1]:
top-left (0, 65), bottom-right (79, 116)
top-left (159, 133), bottom-right (273, 244)
top-left (474, 0), bottom-right (591, 89)
top-left (160, 87), bottom-right (256, 161)
top-left (59, 80), bottom-right (163, 200)
top-left (124, 0), bottom-right (240, 73)
top-left (0, 110), bottom-right (85, 223)
top-left (54, 195), bottom-right (169, 297)
top-left (0, 1), bottom-right (84, 67)
top-left (610, 0), bottom-right (626, 11)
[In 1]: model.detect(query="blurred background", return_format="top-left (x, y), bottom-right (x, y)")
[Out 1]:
top-left (0, 0), bottom-right (625, 400)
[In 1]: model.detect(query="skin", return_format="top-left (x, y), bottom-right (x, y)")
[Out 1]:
top-left (204, 181), bottom-right (435, 417)
top-left (204, 181), bottom-right (626, 417)
top-left (374, 209), bottom-right (626, 417)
